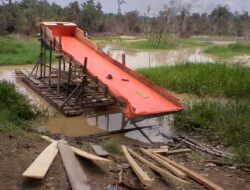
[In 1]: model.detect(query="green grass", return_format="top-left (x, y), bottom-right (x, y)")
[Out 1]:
top-left (205, 43), bottom-right (250, 58)
top-left (0, 81), bottom-right (38, 133)
top-left (103, 140), bottom-right (122, 154)
top-left (137, 63), bottom-right (250, 98)
top-left (174, 100), bottom-right (250, 163)
top-left (0, 36), bottom-right (39, 65)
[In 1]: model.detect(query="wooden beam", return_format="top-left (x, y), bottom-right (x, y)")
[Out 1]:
top-left (58, 140), bottom-right (91, 190)
top-left (140, 148), bottom-right (187, 179)
top-left (122, 145), bottom-right (154, 187)
top-left (148, 148), bottom-right (191, 155)
top-left (48, 41), bottom-right (52, 86)
top-left (23, 141), bottom-right (58, 179)
top-left (147, 148), bottom-right (169, 153)
top-left (127, 147), bottom-right (190, 189)
top-left (164, 149), bottom-right (191, 155)
top-left (122, 53), bottom-right (126, 66)
top-left (154, 153), bottom-right (224, 190)
top-left (40, 136), bottom-right (112, 162)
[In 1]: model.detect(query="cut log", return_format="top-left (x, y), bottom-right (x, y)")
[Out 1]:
top-left (92, 144), bottom-right (109, 157)
top-left (127, 148), bottom-right (190, 189)
top-left (122, 145), bottom-right (154, 187)
top-left (57, 140), bottom-right (91, 190)
top-left (40, 135), bottom-right (112, 162)
top-left (140, 148), bottom-right (186, 179)
top-left (154, 153), bottom-right (224, 190)
top-left (23, 141), bottom-right (58, 179)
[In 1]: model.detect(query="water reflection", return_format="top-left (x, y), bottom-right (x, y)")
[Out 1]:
top-left (102, 45), bottom-right (214, 70)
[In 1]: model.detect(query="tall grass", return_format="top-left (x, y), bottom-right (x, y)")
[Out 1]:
top-left (174, 100), bottom-right (250, 163)
top-left (137, 63), bottom-right (250, 98)
top-left (0, 81), bottom-right (38, 133)
top-left (205, 43), bottom-right (250, 58)
top-left (0, 37), bottom-right (39, 65)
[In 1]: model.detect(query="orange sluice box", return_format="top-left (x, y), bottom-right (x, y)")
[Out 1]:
top-left (41, 22), bottom-right (183, 119)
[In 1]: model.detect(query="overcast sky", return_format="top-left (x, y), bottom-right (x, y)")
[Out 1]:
top-left (49, 0), bottom-right (250, 15)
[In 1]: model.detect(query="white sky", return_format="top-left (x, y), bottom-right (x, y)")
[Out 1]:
top-left (49, 0), bottom-right (250, 15)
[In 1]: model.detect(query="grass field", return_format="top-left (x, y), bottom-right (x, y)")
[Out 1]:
top-left (174, 100), bottom-right (250, 163)
top-left (0, 36), bottom-right (39, 65)
top-left (0, 81), bottom-right (38, 133)
top-left (205, 43), bottom-right (250, 58)
top-left (137, 63), bottom-right (250, 98)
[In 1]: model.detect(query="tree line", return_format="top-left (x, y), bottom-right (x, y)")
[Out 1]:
top-left (0, 0), bottom-right (250, 38)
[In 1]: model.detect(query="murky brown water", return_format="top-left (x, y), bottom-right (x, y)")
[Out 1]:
top-left (0, 65), bottom-right (174, 143)
top-left (102, 45), bottom-right (214, 69)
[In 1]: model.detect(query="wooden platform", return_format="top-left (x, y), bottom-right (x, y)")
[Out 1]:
top-left (15, 69), bottom-right (115, 117)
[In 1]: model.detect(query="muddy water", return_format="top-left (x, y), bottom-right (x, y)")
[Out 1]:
top-left (102, 45), bottom-right (214, 69)
top-left (0, 65), bottom-right (174, 143)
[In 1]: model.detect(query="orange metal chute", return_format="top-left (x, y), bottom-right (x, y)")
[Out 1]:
top-left (41, 22), bottom-right (183, 119)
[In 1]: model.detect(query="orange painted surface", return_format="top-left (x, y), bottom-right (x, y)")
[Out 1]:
top-left (41, 22), bottom-right (183, 118)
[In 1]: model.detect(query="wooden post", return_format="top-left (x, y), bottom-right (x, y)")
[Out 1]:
top-left (122, 53), bottom-right (126, 66)
top-left (48, 41), bottom-right (52, 87)
top-left (40, 30), bottom-right (43, 78)
top-left (53, 37), bottom-right (56, 50)
top-left (57, 34), bottom-right (62, 92)
top-left (121, 113), bottom-right (126, 130)
top-left (63, 58), bottom-right (66, 71)
top-left (83, 57), bottom-right (88, 73)
top-left (43, 30), bottom-right (47, 79)
top-left (67, 60), bottom-right (72, 96)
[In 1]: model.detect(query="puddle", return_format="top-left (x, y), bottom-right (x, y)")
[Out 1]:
top-left (101, 45), bottom-right (214, 69)
top-left (0, 64), bottom-right (174, 143)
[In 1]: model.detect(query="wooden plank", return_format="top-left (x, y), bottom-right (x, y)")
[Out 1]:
top-left (164, 149), bottom-right (191, 155)
top-left (40, 136), bottom-right (112, 162)
top-left (154, 153), bottom-right (224, 190)
top-left (92, 145), bottom-right (109, 157)
top-left (23, 142), bottom-right (58, 179)
top-left (148, 148), bottom-right (170, 153)
top-left (127, 147), bottom-right (190, 189)
top-left (140, 148), bottom-right (187, 179)
top-left (160, 145), bottom-right (169, 150)
top-left (122, 145), bottom-right (154, 187)
top-left (58, 140), bottom-right (91, 190)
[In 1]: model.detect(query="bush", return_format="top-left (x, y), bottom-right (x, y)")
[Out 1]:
top-left (0, 81), bottom-right (37, 132)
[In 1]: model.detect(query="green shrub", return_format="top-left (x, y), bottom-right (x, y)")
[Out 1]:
top-left (0, 81), bottom-right (37, 132)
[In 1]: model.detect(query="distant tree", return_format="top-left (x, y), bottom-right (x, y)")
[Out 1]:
top-left (64, 1), bottom-right (80, 23)
top-left (209, 5), bottom-right (234, 35)
top-left (79, 0), bottom-right (103, 33)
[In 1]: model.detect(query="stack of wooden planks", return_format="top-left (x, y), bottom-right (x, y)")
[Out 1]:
top-left (22, 136), bottom-right (112, 190)
top-left (122, 145), bottom-right (224, 190)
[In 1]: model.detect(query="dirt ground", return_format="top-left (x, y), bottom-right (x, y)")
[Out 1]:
top-left (0, 133), bottom-right (250, 190)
